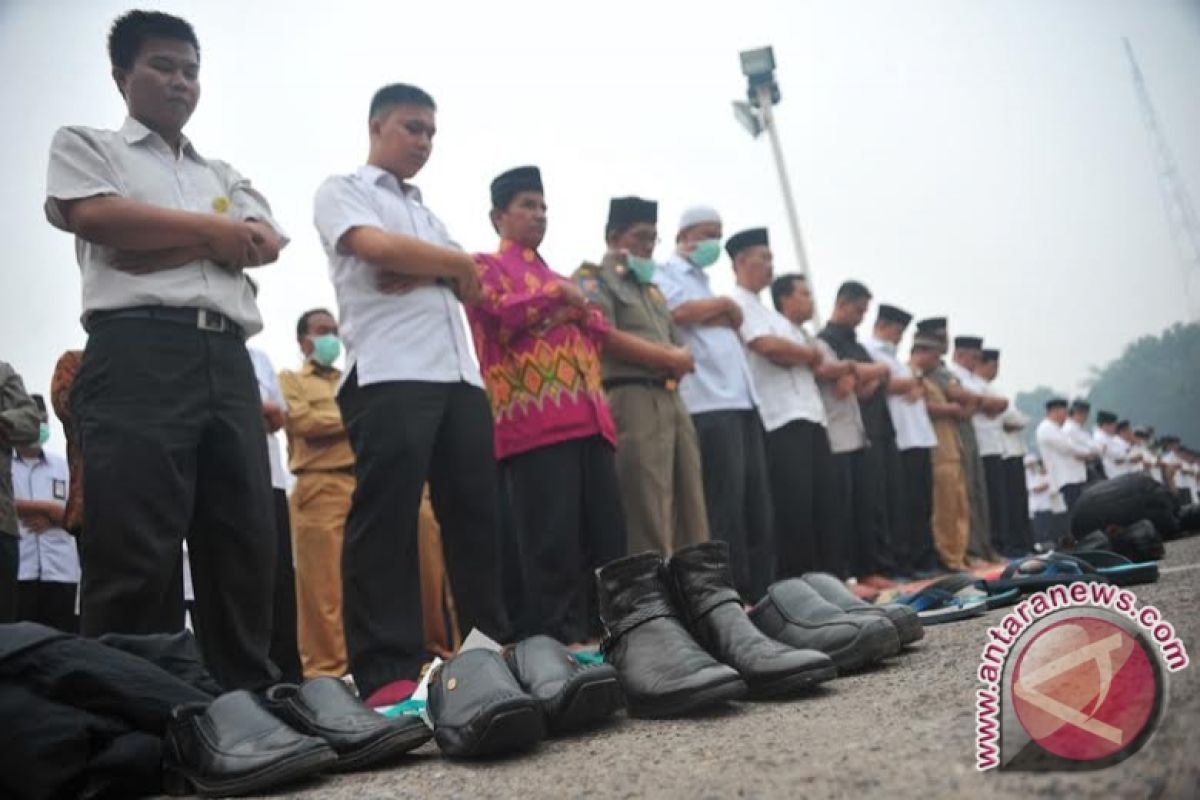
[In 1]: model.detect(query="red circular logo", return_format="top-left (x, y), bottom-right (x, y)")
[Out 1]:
top-left (1011, 616), bottom-right (1158, 762)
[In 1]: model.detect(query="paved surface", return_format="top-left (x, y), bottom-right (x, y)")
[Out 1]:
top-left (246, 537), bottom-right (1200, 799)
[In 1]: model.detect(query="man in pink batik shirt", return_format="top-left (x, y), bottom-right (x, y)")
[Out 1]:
top-left (468, 165), bottom-right (626, 646)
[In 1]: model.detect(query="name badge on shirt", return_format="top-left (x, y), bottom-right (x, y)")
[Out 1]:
top-left (53, 479), bottom-right (67, 500)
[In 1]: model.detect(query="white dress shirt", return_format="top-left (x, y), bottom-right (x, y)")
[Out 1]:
top-left (863, 337), bottom-right (936, 450)
top-left (655, 255), bottom-right (756, 415)
top-left (1036, 418), bottom-right (1093, 490)
top-left (248, 347), bottom-right (288, 491)
top-left (1062, 419), bottom-right (1100, 459)
top-left (11, 451), bottom-right (79, 583)
top-left (998, 401), bottom-right (1030, 459)
top-left (1026, 465), bottom-right (1053, 516)
top-left (1102, 432), bottom-right (1131, 478)
top-left (45, 117), bottom-right (287, 335)
top-left (948, 363), bottom-right (1004, 456)
top-left (729, 286), bottom-right (824, 432)
top-left (313, 165), bottom-right (482, 390)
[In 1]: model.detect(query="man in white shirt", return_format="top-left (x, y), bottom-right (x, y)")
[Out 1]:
top-left (864, 304), bottom-right (939, 575)
top-left (12, 397), bottom-right (79, 632)
top-left (1159, 435), bottom-right (1185, 499)
top-left (729, 239), bottom-right (829, 581)
top-left (973, 349), bottom-right (1018, 556)
top-left (1024, 455), bottom-right (1056, 549)
top-left (997, 375), bottom-right (1033, 555)
top-left (657, 216), bottom-right (773, 598)
top-left (774, 275), bottom-right (861, 579)
top-left (313, 83), bottom-right (508, 700)
top-left (1106, 420), bottom-right (1134, 478)
top-left (947, 336), bottom-right (1002, 561)
top-left (1064, 400), bottom-right (1103, 484)
top-left (44, 11), bottom-right (286, 689)
top-left (1036, 397), bottom-right (1095, 510)
top-left (248, 344), bottom-right (303, 685)
top-left (1092, 410), bottom-right (1118, 478)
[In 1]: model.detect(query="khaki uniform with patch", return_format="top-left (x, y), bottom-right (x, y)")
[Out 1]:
top-left (922, 373), bottom-right (970, 570)
top-left (572, 255), bottom-right (709, 556)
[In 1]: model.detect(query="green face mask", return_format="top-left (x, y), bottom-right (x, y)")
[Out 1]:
top-left (310, 334), bottom-right (341, 367)
top-left (38, 423), bottom-right (50, 447)
top-left (687, 239), bottom-right (722, 269)
top-left (627, 256), bottom-right (657, 284)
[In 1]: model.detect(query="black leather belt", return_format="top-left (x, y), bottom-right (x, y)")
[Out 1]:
top-left (86, 306), bottom-right (245, 338)
top-left (294, 466), bottom-right (355, 476)
top-left (602, 376), bottom-right (677, 392)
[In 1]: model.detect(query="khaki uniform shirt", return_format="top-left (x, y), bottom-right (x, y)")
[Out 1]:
top-left (1, 362), bottom-right (41, 537)
top-left (572, 255), bottom-right (680, 383)
top-left (279, 363), bottom-right (355, 473)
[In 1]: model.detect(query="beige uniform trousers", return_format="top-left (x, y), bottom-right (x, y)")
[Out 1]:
top-left (290, 471), bottom-right (353, 678)
top-left (608, 384), bottom-right (709, 556)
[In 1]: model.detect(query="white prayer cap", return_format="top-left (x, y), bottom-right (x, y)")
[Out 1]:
top-left (678, 205), bottom-right (722, 233)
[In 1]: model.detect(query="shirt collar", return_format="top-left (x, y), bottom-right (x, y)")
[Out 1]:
top-left (120, 116), bottom-right (204, 162)
top-left (358, 164), bottom-right (423, 201)
top-left (497, 238), bottom-right (542, 264)
top-left (13, 449), bottom-right (47, 465)
top-left (731, 284), bottom-right (762, 304)
top-left (301, 360), bottom-right (340, 379)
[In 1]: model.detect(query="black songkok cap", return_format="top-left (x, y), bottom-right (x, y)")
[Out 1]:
top-left (1046, 397), bottom-right (1069, 410)
top-left (876, 304), bottom-right (912, 326)
top-left (1070, 398), bottom-right (1091, 413)
top-left (915, 317), bottom-right (947, 334)
top-left (490, 166), bottom-right (543, 210)
top-left (607, 196), bottom-right (657, 234)
top-left (725, 227), bottom-right (770, 259)
top-left (954, 335), bottom-right (984, 350)
top-left (980, 348), bottom-right (1000, 362)
top-left (1096, 410), bottom-right (1118, 425)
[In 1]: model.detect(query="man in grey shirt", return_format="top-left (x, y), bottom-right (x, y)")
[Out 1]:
top-left (0, 361), bottom-right (42, 623)
top-left (43, 11), bottom-right (286, 689)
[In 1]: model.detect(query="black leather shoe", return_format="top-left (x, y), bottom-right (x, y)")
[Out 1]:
top-left (427, 649), bottom-right (544, 757)
top-left (264, 677), bottom-right (432, 771)
top-left (597, 552), bottom-right (747, 717)
top-left (750, 578), bottom-right (901, 671)
top-left (668, 542), bottom-right (837, 698)
top-left (503, 635), bottom-right (624, 733)
top-left (163, 690), bottom-right (337, 797)
top-left (801, 572), bottom-right (924, 646)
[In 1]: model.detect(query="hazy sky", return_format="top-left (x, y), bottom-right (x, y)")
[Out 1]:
top-left (3, 0), bottom-right (1199, 438)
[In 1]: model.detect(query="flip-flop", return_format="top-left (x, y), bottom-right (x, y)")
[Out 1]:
top-left (924, 573), bottom-right (1021, 610)
top-left (985, 553), bottom-right (1109, 595)
top-left (1056, 550), bottom-right (1159, 587)
top-left (896, 586), bottom-right (988, 624)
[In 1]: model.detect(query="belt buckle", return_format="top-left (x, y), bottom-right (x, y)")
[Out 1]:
top-left (197, 309), bottom-right (227, 333)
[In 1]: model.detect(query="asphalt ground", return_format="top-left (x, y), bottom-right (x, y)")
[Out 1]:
top-left (237, 535), bottom-right (1199, 800)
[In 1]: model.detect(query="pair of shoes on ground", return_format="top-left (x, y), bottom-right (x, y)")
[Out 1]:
top-left (427, 635), bottom-right (624, 758)
top-left (597, 542), bottom-right (838, 719)
top-left (750, 573), bottom-right (921, 670)
top-left (164, 677), bottom-right (430, 797)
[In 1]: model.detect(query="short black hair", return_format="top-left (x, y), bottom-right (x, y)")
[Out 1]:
top-left (836, 280), bottom-right (872, 303)
top-left (369, 83), bottom-right (436, 121)
top-left (296, 308), bottom-right (334, 339)
top-left (108, 10), bottom-right (200, 70)
top-left (770, 274), bottom-right (806, 312)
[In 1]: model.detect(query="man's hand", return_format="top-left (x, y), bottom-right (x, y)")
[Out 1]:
top-left (448, 256), bottom-right (483, 305)
top-left (377, 272), bottom-right (434, 295)
top-left (262, 401), bottom-right (286, 433)
top-left (206, 216), bottom-right (267, 268)
top-left (559, 280), bottom-right (588, 309)
top-left (21, 513), bottom-right (53, 534)
top-left (536, 305), bottom-right (585, 335)
top-left (111, 244), bottom-right (214, 275)
top-left (713, 298), bottom-right (743, 330)
top-left (834, 372), bottom-right (857, 398)
top-left (665, 346), bottom-right (695, 379)
top-left (904, 383), bottom-right (925, 403)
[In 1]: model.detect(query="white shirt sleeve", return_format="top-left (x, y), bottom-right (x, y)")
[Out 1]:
top-left (44, 126), bottom-right (124, 230)
top-left (214, 159), bottom-right (289, 243)
top-left (313, 175), bottom-right (385, 255)
top-left (736, 298), bottom-right (773, 344)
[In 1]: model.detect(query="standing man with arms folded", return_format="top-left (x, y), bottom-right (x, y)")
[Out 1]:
top-left (1036, 397), bottom-right (1095, 511)
top-left (313, 83), bottom-right (509, 701)
top-left (44, 11), bottom-right (286, 689)
top-left (3, 380), bottom-right (50, 624)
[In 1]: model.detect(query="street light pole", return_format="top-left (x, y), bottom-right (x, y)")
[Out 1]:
top-left (756, 83), bottom-right (822, 330)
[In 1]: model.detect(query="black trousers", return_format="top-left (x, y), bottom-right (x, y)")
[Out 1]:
top-left (854, 439), bottom-right (899, 577)
top-left (1004, 457), bottom-right (1033, 555)
top-left (16, 580), bottom-right (78, 633)
top-left (0, 534), bottom-right (16, 624)
top-left (337, 375), bottom-right (510, 698)
top-left (0, 623), bottom-right (216, 800)
top-left (825, 452), bottom-right (856, 578)
top-left (982, 455), bottom-right (1012, 556)
top-left (1061, 482), bottom-right (1085, 511)
top-left (269, 488), bottom-right (303, 684)
top-left (898, 448), bottom-right (938, 574)
top-left (1031, 511), bottom-right (1056, 547)
top-left (692, 409), bottom-right (775, 600)
top-left (72, 319), bottom-right (278, 691)
top-left (765, 419), bottom-right (835, 579)
top-left (505, 435), bottom-right (626, 644)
